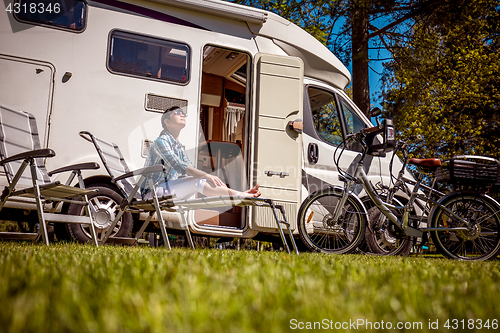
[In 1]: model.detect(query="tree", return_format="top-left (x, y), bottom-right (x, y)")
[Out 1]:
top-left (227, 0), bottom-right (445, 117)
top-left (381, 0), bottom-right (500, 159)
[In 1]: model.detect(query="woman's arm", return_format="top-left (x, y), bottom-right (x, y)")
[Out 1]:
top-left (186, 166), bottom-right (227, 188)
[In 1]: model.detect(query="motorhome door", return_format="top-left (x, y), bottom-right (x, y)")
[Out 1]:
top-left (0, 56), bottom-right (54, 147)
top-left (251, 53), bottom-right (303, 231)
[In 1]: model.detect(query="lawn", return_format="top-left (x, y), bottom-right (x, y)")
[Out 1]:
top-left (1, 242), bottom-right (499, 332)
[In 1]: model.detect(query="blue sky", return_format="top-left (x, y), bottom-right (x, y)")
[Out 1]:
top-left (345, 57), bottom-right (387, 109)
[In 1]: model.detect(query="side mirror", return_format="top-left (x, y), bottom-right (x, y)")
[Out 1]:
top-left (369, 107), bottom-right (382, 118)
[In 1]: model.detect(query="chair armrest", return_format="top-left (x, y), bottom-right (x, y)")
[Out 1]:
top-left (113, 164), bottom-right (165, 182)
top-left (0, 148), bottom-right (56, 166)
top-left (47, 162), bottom-right (100, 177)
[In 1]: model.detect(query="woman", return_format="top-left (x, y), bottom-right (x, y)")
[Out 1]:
top-left (142, 106), bottom-right (260, 200)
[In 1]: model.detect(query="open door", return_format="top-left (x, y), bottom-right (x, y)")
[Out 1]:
top-left (251, 53), bottom-right (304, 231)
top-left (0, 56), bottom-right (54, 189)
top-left (194, 46), bottom-right (250, 229)
top-left (0, 56), bottom-right (54, 147)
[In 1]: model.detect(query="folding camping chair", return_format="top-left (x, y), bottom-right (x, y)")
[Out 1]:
top-left (79, 131), bottom-right (190, 249)
top-left (0, 104), bottom-right (99, 245)
top-left (80, 131), bottom-right (299, 254)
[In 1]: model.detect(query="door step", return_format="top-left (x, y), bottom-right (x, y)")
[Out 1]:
top-left (0, 232), bottom-right (38, 241)
top-left (106, 236), bottom-right (138, 245)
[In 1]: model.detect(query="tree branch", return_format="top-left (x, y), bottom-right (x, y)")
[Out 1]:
top-left (367, 0), bottom-right (445, 39)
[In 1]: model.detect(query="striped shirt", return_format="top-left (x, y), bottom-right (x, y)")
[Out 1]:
top-left (141, 130), bottom-right (192, 195)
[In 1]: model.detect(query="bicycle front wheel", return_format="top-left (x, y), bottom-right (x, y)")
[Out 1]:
top-left (298, 188), bottom-right (366, 254)
top-left (430, 192), bottom-right (500, 260)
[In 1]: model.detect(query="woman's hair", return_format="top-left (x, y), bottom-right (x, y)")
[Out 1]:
top-left (160, 106), bottom-right (181, 135)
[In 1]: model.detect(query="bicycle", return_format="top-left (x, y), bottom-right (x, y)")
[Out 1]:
top-left (298, 120), bottom-right (500, 260)
top-left (362, 137), bottom-right (445, 256)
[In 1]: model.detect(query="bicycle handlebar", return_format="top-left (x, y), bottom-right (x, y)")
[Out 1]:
top-left (363, 124), bottom-right (383, 134)
top-left (346, 125), bottom-right (383, 143)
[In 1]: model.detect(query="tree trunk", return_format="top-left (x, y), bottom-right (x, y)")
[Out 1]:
top-left (351, 0), bottom-right (371, 116)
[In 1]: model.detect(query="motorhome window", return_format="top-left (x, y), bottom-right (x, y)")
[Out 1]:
top-left (339, 97), bottom-right (365, 135)
top-left (308, 87), bottom-right (343, 146)
top-left (339, 96), bottom-right (365, 152)
top-left (109, 31), bottom-right (190, 84)
top-left (14, 0), bottom-right (87, 32)
top-left (232, 63), bottom-right (247, 86)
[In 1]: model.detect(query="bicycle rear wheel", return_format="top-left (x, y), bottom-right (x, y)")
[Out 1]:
top-left (430, 192), bottom-right (500, 260)
top-left (298, 188), bottom-right (366, 254)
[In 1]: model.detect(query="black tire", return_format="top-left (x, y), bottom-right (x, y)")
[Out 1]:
top-left (364, 197), bottom-right (414, 256)
top-left (298, 188), bottom-right (366, 254)
top-left (430, 192), bottom-right (500, 261)
top-left (67, 184), bottom-right (133, 244)
top-left (53, 222), bottom-right (72, 241)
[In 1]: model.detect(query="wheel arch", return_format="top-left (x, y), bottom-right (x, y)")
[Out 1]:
top-left (83, 175), bottom-right (116, 189)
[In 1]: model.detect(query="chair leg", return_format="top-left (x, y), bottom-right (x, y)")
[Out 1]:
top-left (133, 211), bottom-right (154, 245)
top-left (267, 200), bottom-right (291, 254)
top-left (155, 208), bottom-right (171, 250)
top-left (78, 174), bottom-right (98, 246)
top-left (84, 197), bottom-right (99, 246)
top-left (30, 162), bottom-right (49, 245)
top-left (277, 205), bottom-right (299, 255)
top-left (149, 178), bottom-right (171, 250)
top-left (0, 160), bottom-right (29, 212)
top-left (102, 208), bottom-right (125, 244)
top-left (179, 211), bottom-right (195, 250)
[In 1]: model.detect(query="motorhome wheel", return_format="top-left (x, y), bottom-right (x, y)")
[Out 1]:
top-left (67, 184), bottom-right (133, 244)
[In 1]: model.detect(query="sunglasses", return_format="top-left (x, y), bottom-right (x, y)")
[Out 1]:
top-left (172, 109), bottom-right (187, 117)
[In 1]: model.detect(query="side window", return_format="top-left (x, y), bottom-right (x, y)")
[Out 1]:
top-left (308, 87), bottom-right (343, 146)
top-left (14, 0), bottom-right (87, 32)
top-left (339, 96), bottom-right (366, 152)
top-left (108, 31), bottom-right (190, 84)
top-left (339, 97), bottom-right (365, 135)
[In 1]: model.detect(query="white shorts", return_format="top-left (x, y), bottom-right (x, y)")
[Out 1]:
top-left (143, 177), bottom-right (207, 201)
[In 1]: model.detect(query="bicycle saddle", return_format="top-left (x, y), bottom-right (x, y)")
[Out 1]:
top-left (409, 158), bottom-right (442, 168)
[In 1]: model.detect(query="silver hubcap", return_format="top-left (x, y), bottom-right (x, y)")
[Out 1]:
top-left (81, 195), bottom-right (122, 240)
top-left (93, 209), bottom-right (113, 229)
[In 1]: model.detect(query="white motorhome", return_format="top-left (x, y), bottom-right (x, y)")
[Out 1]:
top-left (0, 0), bottom-right (398, 244)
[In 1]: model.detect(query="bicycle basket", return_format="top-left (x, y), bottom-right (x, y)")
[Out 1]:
top-left (436, 155), bottom-right (500, 187)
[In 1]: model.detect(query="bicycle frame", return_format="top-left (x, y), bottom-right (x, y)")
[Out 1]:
top-left (334, 140), bottom-right (475, 240)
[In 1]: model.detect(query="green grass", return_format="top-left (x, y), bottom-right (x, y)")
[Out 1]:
top-left (1, 243), bottom-right (499, 333)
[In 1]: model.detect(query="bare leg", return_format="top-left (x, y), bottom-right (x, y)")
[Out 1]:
top-left (202, 183), bottom-right (261, 197)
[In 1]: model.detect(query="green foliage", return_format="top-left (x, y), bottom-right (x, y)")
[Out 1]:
top-left (227, 1), bottom-right (432, 66)
top-left (313, 102), bottom-right (343, 145)
top-left (227, 0), bottom-right (335, 48)
top-left (1, 243), bottom-right (500, 332)
top-left (382, 0), bottom-right (500, 160)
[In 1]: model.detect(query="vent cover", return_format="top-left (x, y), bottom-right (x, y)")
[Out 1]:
top-left (145, 93), bottom-right (188, 113)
